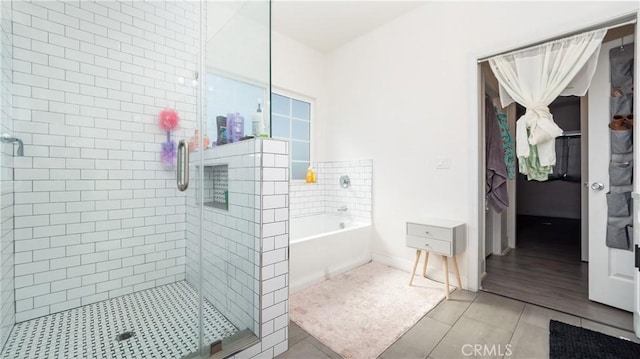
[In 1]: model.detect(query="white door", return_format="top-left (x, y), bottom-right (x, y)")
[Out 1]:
top-left (634, 14), bottom-right (640, 339)
top-left (588, 35), bottom-right (636, 312)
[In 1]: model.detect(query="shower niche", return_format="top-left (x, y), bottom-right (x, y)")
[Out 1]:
top-left (204, 164), bottom-right (230, 210)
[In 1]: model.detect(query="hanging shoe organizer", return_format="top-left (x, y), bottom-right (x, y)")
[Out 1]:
top-left (606, 41), bottom-right (634, 251)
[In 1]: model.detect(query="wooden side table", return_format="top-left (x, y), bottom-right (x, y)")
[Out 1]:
top-left (406, 219), bottom-right (465, 299)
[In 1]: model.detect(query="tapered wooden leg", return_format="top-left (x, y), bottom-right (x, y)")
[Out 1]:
top-left (452, 256), bottom-right (462, 289)
top-left (422, 251), bottom-right (430, 277)
top-left (409, 249), bottom-right (421, 286)
top-left (442, 255), bottom-right (450, 299)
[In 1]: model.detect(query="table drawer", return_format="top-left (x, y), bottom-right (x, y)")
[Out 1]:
top-left (407, 223), bottom-right (452, 241)
top-left (406, 235), bottom-right (452, 256)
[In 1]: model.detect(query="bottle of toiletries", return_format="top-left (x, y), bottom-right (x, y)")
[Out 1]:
top-left (306, 166), bottom-right (316, 183)
top-left (188, 130), bottom-right (200, 152)
top-left (224, 189), bottom-right (229, 210)
top-left (216, 115), bottom-right (227, 145)
top-left (252, 101), bottom-right (263, 137)
top-left (227, 113), bottom-right (245, 143)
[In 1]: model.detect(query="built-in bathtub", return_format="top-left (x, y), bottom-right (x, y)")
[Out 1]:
top-left (289, 214), bottom-right (372, 292)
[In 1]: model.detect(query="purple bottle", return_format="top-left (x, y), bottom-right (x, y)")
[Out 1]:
top-left (227, 112), bottom-right (244, 143)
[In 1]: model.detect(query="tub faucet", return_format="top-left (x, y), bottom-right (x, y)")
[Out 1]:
top-left (1, 134), bottom-right (23, 156)
top-left (337, 205), bottom-right (348, 212)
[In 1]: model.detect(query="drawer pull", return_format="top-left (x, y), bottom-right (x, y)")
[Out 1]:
top-left (425, 231), bottom-right (431, 235)
top-left (424, 243), bottom-right (430, 247)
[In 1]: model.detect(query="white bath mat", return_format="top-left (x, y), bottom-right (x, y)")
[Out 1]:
top-left (290, 261), bottom-right (447, 359)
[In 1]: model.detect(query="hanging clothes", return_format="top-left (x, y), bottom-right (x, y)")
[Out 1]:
top-left (486, 97), bottom-right (509, 212)
top-left (494, 106), bottom-right (516, 180)
top-left (518, 139), bottom-right (554, 181)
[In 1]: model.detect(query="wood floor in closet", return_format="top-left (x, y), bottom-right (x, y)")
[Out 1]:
top-left (482, 215), bottom-right (633, 331)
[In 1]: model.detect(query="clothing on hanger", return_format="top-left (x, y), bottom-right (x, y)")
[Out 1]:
top-left (493, 105), bottom-right (516, 180)
top-left (486, 96), bottom-right (509, 212)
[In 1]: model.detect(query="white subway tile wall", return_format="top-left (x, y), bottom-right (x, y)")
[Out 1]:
top-left (229, 138), bottom-right (290, 359)
top-left (186, 139), bottom-right (290, 357)
top-left (10, 0), bottom-right (199, 322)
top-left (187, 140), bottom-right (259, 333)
top-left (290, 160), bottom-right (373, 222)
top-left (0, 0), bottom-right (14, 348)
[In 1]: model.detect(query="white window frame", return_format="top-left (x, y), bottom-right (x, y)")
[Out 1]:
top-left (271, 88), bottom-right (314, 181)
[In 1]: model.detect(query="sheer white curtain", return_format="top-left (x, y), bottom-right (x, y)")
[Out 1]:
top-left (489, 29), bottom-right (606, 180)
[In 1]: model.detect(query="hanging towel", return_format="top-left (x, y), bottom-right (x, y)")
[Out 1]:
top-left (494, 107), bottom-right (516, 180)
top-left (486, 97), bottom-right (509, 212)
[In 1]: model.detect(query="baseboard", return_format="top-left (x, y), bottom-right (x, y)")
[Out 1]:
top-left (501, 246), bottom-right (512, 256)
top-left (372, 252), bottom-right (468, 290)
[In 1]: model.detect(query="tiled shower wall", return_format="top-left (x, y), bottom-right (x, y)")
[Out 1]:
top-left (233, 139), bottom-right (290, 359)
top-left (10, 0), bottom-right (198, 322)
top-left (186, 139), bottom-right (290, 354)
top-left (290, 160), bottom-right (373, 222)
top-left (186, 140), bottom-right (260, 333)
top-left (0, 0), bottom-right (14, 347)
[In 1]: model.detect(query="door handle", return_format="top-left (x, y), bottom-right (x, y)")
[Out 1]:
top-left (590, 182), bottom-right (605, 191)
top-left (176, 139), bottom-right (189, 191)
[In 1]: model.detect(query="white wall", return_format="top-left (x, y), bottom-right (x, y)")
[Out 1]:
top-left (321, 1), bottom-right (639, 289)
top-left (10, 0), bottom-right (198, 322)
top-left (271, 31), bottom-right (327, 163)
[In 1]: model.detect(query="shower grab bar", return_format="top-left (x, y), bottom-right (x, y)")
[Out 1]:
top-left (176, 139), bottom-right (189, 191)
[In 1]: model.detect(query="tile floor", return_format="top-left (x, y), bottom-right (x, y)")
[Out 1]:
top-left (1, 281), bottom-right (237, 359)
top-left (280, 290), bottom-right (640, 359)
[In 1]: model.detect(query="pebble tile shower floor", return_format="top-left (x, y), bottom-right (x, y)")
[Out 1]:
top-left (1, 281), bottom-right (237, 359)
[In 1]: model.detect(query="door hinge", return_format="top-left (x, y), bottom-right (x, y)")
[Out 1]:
top-left (636, 245), bottom-right (640, 271)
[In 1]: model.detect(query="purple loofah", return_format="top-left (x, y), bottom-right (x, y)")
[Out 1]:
top-left (161, 137), bottom-right (176, 167)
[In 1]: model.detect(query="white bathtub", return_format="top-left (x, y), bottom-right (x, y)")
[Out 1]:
top-left (289, 214), bottom-right (372, 293)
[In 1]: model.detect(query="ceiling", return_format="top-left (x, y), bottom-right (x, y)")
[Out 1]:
top-left (271, 1), bottom-right (425, 53)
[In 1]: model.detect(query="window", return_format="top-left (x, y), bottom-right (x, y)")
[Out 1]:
top-left (271, 93), bottom-right (311, 180)
top-left (206, 73), bottom-right (267, 146)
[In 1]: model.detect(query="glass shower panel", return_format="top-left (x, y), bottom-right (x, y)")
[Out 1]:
top-left (196, 0), bottom-right (271, 356)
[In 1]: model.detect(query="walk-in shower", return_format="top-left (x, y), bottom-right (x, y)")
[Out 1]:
top-left (0, 1), bottom-right (284, 358)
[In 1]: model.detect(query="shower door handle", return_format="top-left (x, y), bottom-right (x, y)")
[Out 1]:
top-left (177, 139), bottom-right (189, 191)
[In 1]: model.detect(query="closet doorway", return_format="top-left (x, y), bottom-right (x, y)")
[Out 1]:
top-left (479, 24), bottom-right (636, 332)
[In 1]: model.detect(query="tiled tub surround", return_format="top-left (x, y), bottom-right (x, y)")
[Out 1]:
top-left (290, 160), bottom-right (373, 222)
top-left (1, 281), bottom-right (237, 359)
top-left (8, 0), bottom-right (199, 322)
top-left (186, 138), bottom-right (290, 358)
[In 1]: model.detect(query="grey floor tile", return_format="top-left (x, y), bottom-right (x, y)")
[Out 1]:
top-left (581, 319), bottom-right (640, 344)
top-left (427, 290), bottom-right (478, 325)
top-left (276, 338), bottom-right (331, 359)
top-left (380, 316), bottom-right (451, 359)
top-left (463, 292), bottom-right (525, 331)
top-left (430, 316), bottom-right (512, 359)
top-left (520, 304), bottom-right (580, 329)
top-left (307, 335), bottom-right (342, 359)
top-left (289, 321), bottom-right (309, 347)
top-left (509, 322), bottom-right (548, 359)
